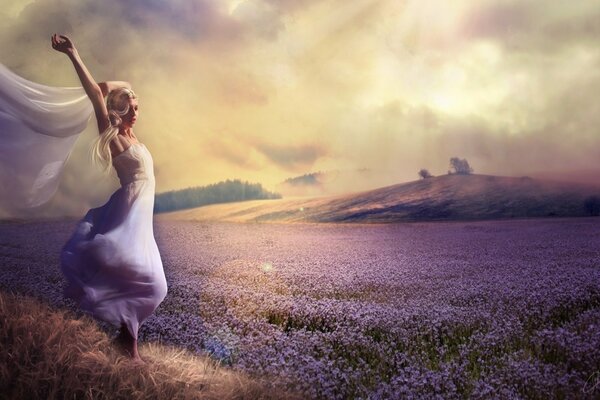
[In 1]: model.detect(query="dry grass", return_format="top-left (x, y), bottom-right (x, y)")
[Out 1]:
top-left (0, 290), bottom-right (300, 400)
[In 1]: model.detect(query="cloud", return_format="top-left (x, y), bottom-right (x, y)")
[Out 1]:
top-left (460, 2), bottom-right (532, 42)
top-left (460, 1), bottom-right (600, 52)
top-left (255, 142), bottom-right (328, 170)
top-left (80, 0), bottom-right (242, 45)
top-left (215, 72), bottom-right (270, 106)
top-left (230, 0), bottom-right (284, 40)
top-left (208, 134), bottom-right (263, 169)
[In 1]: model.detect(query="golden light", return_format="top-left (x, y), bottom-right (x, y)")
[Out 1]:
top-left (261, 262), bottom-right (274, 273)
top-left (227, 0), bottom-right (247, 16)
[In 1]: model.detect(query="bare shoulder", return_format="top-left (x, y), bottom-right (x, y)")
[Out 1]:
top-left (110, 135), bottom-right (133, 158)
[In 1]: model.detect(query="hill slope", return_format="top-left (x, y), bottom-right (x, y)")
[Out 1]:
top-left (157, 174), bottom-right (600, 223)
top-left (0, 290), bottom-right (298, 399)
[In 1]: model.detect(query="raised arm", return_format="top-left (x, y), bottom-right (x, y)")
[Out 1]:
top-left (51, 34), bottom-right (109, 134)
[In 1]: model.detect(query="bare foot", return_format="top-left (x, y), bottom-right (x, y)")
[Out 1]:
top-left (114, 324), bottom-right (143, 362)
top-left (130, 356), bottom-right (146, 366)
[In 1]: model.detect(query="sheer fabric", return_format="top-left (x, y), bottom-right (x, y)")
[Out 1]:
top-left (0, 63), bottom-right (92, 211)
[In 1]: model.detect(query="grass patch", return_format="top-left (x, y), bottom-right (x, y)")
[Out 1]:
top-left (0, 290), bottom-right (300, 399)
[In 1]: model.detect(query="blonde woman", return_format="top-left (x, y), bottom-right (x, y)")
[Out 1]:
top-left (53, 34), bottom-right (167, 361)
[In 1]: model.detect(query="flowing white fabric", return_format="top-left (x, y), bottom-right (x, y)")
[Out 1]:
top-left (0, 64), bottom-right (93, 211)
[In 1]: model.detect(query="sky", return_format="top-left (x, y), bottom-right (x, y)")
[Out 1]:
top-left (1, 0), bottom-right (599, 216)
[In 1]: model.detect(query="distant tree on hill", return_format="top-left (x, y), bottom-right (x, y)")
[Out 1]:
top-left (418, 169), bottom-right (433, 179)
top-left (584, 196), bottom-right (600, 216)
top-left (448, 157), bottom-right (473, 175)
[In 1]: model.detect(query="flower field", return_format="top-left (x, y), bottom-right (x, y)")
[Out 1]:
top-left (1, 218), bottom-right (599, 399)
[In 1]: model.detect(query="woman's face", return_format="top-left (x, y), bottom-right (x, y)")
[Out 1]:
top-left (121, 98), bottom-right (139, 128)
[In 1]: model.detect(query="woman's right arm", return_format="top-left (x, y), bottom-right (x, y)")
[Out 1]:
top-left (51, 34), bottom-right (109, 134)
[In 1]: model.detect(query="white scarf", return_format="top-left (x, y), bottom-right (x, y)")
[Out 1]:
top-left (0, 64), bottom-right (93, 213)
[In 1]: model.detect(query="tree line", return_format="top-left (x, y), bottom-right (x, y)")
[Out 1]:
top-left (154, 179), bottom-right (281, 213)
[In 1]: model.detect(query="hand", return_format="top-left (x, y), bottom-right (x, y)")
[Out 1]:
top-left (51, 34), bottom-right (76, 55)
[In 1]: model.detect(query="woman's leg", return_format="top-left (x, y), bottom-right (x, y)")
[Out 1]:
top-left (115, 323), bottom-right (141, 360)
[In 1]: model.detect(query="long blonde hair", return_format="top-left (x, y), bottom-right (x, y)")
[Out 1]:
top-left (90, 87), bottom-right (137, 174)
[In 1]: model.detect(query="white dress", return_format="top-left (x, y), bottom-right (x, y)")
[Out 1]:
top-left (60, 142), bottom-right (168, 339)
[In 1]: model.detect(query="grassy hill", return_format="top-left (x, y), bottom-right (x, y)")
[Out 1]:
top-left (156, 174), bottom-right (600, 224)
top-left (0, 290), bottom-right (298, 399)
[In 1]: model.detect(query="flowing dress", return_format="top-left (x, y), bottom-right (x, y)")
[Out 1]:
top-left (60, 142), bottom-right (168, 339)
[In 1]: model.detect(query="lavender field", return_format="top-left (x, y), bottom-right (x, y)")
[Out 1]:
top-left (1, 218), bottom-right (600, 399)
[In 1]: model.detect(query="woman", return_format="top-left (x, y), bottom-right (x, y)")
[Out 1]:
top-left (53, 34), bottom-right (168, 361)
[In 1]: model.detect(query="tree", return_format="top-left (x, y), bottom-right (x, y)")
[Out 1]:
top-left (448, 157), bottom-right (473, 175)
top-left (418, 169), bottom-right (433, 179)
